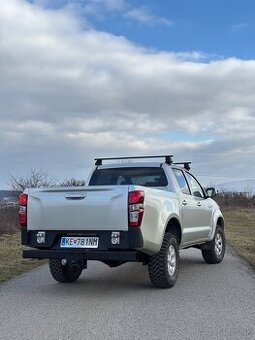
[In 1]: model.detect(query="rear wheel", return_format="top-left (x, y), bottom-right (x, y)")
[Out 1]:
top-left (202, 226), bottom-right (226, 264)
top-left (148, 232), bottom-right (179, 288)
top-left (49, 259), bottom-right (82, 283)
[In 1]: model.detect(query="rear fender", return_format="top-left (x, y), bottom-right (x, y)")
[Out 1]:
top-left (160, 213), bottom-right (182, 247)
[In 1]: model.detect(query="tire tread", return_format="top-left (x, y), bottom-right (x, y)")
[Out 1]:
top-left (49, 259), bottom-right (82, 283)
top-left (148, 233), bottom-right (179, 289)
top-left (202, 226), bottom-right (225, 264)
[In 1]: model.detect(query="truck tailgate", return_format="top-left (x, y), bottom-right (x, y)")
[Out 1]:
top-left (26, 186), bottom-right (129, 231)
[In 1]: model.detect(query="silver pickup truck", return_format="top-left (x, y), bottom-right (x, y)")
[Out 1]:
top-left (21, 155), bottom-right (225, 288)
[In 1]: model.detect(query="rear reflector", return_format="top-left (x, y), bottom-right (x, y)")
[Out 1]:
top-left (18, 211), bottom-right (27, 227)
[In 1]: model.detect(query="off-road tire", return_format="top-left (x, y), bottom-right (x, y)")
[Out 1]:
top-left (49, 259), bottom-right (82, 283)
top-left (148, 232), bottom-right (179, 289)
top-left (202, 226), bottom-right (226, 264)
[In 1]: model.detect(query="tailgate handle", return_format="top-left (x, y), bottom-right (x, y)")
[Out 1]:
top-left (65, 193), bottom-right (86, 200)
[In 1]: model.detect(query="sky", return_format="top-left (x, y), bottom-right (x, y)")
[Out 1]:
top-left (0, 0), bottom-right (255, 189)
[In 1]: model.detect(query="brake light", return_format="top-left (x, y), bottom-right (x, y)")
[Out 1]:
top-left (19, 193), bottom-right (28, 227)
top-left (128, 190), bottom-right (144, 227)
top-left (19, 193), bottom-right (27, 206)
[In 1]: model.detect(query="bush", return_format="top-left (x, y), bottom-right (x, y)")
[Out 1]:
top-left (215, 192), bottom-right (255, 208)
top-left (0, 204), bottom-right (19, 235)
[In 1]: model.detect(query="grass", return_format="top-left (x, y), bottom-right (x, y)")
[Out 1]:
top-left (0, 208), bottom-right (254, 285)
top-left (0, 233), bottom-right (45, 284)
top-left (223, 208), bottom-right (255, 269)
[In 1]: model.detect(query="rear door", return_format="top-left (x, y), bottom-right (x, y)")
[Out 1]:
top-left (184, 172), bottom-right (213, 240)
top-left (172, 169), bottom-right (211, 245)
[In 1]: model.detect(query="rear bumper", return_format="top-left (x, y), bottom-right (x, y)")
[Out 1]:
top-left (21, 228), bottom-right (144, 261)
top-left (23, 249), bottom-right (140, 261)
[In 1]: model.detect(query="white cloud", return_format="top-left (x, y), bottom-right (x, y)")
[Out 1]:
top-left (0, 0), bottom-right (255, 187)
top-left (98, 0), bottom-right (127, 11)
top-left (64, 0), bottom-right (128, 17)
top-left (124, 7), bottom-right (173, 26)
top-left (231, 23), bottom-right (248, 32)
top-left (33, 0), bottom-right (173, 27)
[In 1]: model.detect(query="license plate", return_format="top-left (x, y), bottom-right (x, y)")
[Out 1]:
top-left (60, 236), bottom-right (99, 249)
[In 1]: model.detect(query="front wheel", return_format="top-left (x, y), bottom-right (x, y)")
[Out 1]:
top-left (202, 226), bottom-right (226, 264)
top-left (49, 259), bottom-right (82, 283)
top-left (148, 232), bottom-right (179, 289)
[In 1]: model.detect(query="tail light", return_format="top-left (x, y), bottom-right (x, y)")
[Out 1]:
top-left (128, 190), bottom-right (144, 227)
top-left (19, 193), bottom-right (28, 227)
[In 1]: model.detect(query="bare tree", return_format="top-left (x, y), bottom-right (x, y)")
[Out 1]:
top-left (10, 168), bottom-right (54, 192)
top-left (59, 178), bottom-right (85, 187)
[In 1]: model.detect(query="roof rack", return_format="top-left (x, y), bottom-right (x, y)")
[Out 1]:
top-left (173, 162), bottom-right (191, 171)
top-left (94, 155), bottom-right (173, 166)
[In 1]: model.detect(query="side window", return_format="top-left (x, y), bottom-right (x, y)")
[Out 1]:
top-left (184, 172), bottom-right (205, 198)
top-left (173, 169), bottom-right (190, 195)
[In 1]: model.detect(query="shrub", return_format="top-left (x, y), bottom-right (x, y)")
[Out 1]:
top-left (0, 204), bottom-right (19, 235)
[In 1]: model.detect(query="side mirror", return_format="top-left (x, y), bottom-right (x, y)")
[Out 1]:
top-left (206, 187), bottom-right (216, 198)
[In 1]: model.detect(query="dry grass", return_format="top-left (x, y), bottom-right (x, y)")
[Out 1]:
top-left (0, 233), bottom-right (45, 284)
top-left (0, 205), bottom-right (19, 235)
top-left (0, 206), bottom-right (46, 284)
top-left (223, 208), bottom-right (255, 269)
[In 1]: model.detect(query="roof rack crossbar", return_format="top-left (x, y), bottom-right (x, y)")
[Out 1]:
top-left (94, 155), bottom-right (173, 166)
top-left (173, 162), bottom-right (191, 171)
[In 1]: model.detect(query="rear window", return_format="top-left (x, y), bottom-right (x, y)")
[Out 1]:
top-left (89, 167), bottom-right (168, 187)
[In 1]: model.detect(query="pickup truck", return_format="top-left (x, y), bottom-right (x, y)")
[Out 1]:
top-left (20, 155), bottom-right (225, 288)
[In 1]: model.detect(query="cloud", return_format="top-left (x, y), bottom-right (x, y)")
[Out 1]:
top-left (31, 0), bottom-right (172, 27)
top-left (64, 0), bottom-right (128, 16)
top-left (231, 23), bottom-right (248, 32)
top-left (124, 7), bottom-right (173, 26)
top-left (0, 0), bottom-right (255, 187)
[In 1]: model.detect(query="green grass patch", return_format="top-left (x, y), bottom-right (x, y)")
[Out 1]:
top-left (223, 208), bottom-right (255, 269)
top-left (0, 233), bottom-right (45, 284)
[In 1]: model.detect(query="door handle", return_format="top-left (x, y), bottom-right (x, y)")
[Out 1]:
top-left (182, 200), bottom-right (187, 206)
top-left (197, 202), bottom-right (202, 207)
top-left (65, 193), bottom-right (86, 200)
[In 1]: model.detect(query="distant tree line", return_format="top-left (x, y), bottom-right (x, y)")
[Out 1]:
top-left (214, 190), bottom-right (255, 208)
top-left (9, 168), bottom-right (85, 194)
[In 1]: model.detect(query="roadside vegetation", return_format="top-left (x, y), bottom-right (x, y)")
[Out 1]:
top-left (0, 200), bottom-right (45, 283)
top-left (215, 192), bottom-right (255, 269)
top-left (223, 209), bottom-right (255, 269)
top-left (0, 173), bottom-right (254, 284)
top-left (0, 233), bottom-right (45, 283)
